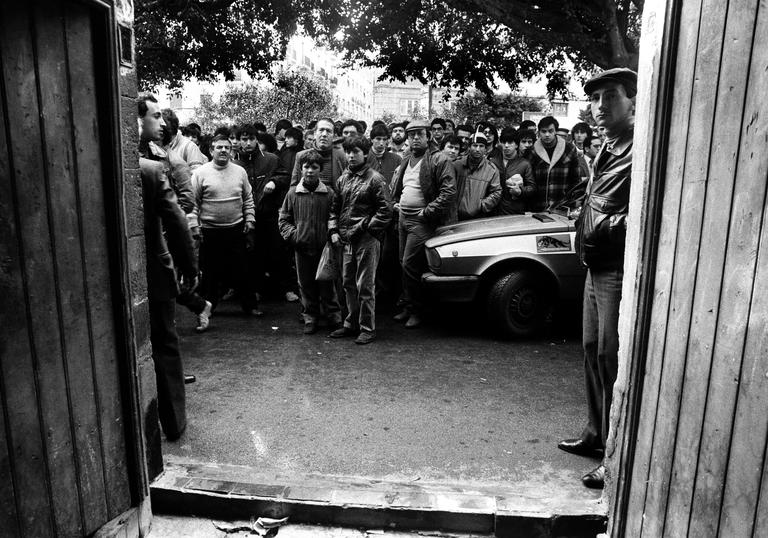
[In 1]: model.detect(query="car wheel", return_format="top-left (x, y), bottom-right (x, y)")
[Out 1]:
top-left (486, 270), bottom-right (550, 338)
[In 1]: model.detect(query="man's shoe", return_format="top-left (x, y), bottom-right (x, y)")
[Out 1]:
top-left (330, 327), bottom-right (357, 338)
top-left (184, 374), bottom-right (196, 384)
top-left (285, 291), bottom-right (300, 303)
top-left (558, 438), bottom-right (603, 457)
top-left (221, 288), bottom-right (235, 301)
top-left (195, 301), bottom-right (212, 332)
top-left (582, 465), bottom-right (606, 489)
top-left (393, 310), bottom-right (410, 322)
top-left (405, 314), bottom-right (422, 329)
top-left (303, 322), bottom-right (318, 335)
top-left (355, 331), bottom-right (376, 345)
top-left (243, 308), bottom-right (264, 317)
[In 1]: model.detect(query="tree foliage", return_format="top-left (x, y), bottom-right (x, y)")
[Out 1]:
top-left (440, 91), bottom-right (545, 128)
top-left (135, 0), bottom-right (643, 97)
top-left (191, 69), bottom-right (337, 132)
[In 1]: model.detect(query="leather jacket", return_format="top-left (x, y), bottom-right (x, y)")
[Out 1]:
top-left (329, 165), bottom-right (393, 242)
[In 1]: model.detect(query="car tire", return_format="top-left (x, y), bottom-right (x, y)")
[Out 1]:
top-left (486, 270), bottom-right (550, 338)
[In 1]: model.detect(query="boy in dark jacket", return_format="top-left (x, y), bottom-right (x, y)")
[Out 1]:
top-left (279, 151), bottom-right (342, 334)
top-left (328, 137), bottom-right (393, 345)
top-left (490, 127), bottom-right (536, 215)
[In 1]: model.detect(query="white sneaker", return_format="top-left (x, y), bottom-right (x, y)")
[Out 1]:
top-left (285, 291), bottom-right (300, 303)
top-left (195, 301), bottom-right (212, 332)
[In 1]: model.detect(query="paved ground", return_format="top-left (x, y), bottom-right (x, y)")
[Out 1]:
top-left (150, 514), bottom-right (490, 537)
top-left (162, 297), bottom-right (599, 492)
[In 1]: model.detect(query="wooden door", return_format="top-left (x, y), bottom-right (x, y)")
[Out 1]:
top-left (0, 2), bottom-right (139, 535)
top-left (610, 0), bottom-right (768, 535)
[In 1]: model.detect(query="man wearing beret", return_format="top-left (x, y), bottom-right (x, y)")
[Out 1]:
top-left (558, 68), bottom-right (637, 489)
top-left (390, 120), bottom-right (457, 329)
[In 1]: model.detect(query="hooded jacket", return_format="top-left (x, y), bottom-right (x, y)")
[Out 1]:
top-left (528, 137), bottom-right (582, 212)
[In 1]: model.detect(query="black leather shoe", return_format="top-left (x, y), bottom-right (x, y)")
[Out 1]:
top-left (582, 464), bottom-right (606, 489)
top-left (557, 438), bottom-right (603, 457)
top-left (329, 327), bottom-right (357, 338)
top-left (184, 374), bottom-right (196, 384)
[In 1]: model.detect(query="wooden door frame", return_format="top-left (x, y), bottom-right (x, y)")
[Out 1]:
top-left (70, 0), bottom-right (151, 506)
top-left (605, 0), bottom-right (684, 534)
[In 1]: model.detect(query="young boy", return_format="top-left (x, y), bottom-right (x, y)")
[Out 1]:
top-left (278, 151), bottom-right (342, 334)
top-left (489, 128), bottom-right (536, 215)
top-left (328, 137), bottom-right (393, 345)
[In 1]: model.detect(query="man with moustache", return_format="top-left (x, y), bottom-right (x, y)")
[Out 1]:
top-left (390, 120), bottom-right (456, 329)
top-left (389, 122), bottom-right (408, 158)
top-left (453, 131), bottom-right (502, 221)
top-left (291, 118), bottom-right (348, 191)
top-left (558, 68), bottom-right (637, 490)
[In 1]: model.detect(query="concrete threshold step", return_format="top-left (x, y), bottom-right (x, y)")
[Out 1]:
top-left (151, 460), bottom-right (607, 537)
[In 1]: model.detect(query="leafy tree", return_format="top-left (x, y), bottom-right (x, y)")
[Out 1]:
top-left (441, 91), bottom-right (545, 128)
top-left (191, 69), bottom-right (337, 132)
top-left (578, 105), bottom-right (597, 127)
top-left (135, 0), bottom-right (643, 97)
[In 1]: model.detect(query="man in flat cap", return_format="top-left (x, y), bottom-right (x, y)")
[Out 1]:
top-left (558, 67), bottom-right (637, 489)
top-left (390, 120), bottom-right (456, 329)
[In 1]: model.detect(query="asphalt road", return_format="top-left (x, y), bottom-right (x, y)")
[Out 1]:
top-left (163, 297), bottom-right (598, 491)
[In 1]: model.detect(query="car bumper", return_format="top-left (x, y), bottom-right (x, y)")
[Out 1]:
top-left (421, 272), bottom-right (480, 302)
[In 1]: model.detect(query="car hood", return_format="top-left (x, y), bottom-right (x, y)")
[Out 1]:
top-left (427, 213), bottom-right (576, 248)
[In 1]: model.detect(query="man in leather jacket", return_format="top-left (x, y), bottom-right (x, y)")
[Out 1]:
top-left (558, 68), bottom-right (637, 490)
top-left (138, 94), bottom-right (198, 441)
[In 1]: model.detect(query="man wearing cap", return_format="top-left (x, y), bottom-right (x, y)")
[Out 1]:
top-left (558, 67), bottom-right (637, 490)
top-left (453, 131), bottom-right (502, 221)
top-left (390, 120), bottom-right (456, 328)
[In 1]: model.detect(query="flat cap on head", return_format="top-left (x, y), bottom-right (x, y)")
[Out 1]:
top-left (405, 119), bottom-right (431, 132)
top-left (584, 68), bottom-right (638, 98)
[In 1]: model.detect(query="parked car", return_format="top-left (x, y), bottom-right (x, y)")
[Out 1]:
top-left (422, 212), bottom-right (586, 338)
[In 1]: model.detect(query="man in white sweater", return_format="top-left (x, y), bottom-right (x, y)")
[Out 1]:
top-left (191, 134), bottom-right (260, 319)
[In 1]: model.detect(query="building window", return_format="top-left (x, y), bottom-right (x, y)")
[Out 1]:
top-left (552, 102), bottom-right (568, 116)
top-left (401, 99), bottom-right (418, 115)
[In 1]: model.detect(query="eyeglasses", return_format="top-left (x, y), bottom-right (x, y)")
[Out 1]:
top-left (406, 131), bottom-right (427, 139)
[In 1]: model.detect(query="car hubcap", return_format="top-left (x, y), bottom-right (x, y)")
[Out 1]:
top-left (510, 288), bottom-right (538, 322)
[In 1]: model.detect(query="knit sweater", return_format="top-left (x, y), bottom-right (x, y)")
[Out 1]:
top-left (190, 161), bottom-right (255, 228)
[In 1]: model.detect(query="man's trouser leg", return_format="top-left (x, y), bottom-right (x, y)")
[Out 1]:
top-left (348, 234), bottom-right (380, 334)
top-left (176, 288), bottom-right (207, 315)
top-left (399, 214), bottom-right (432, 315)
top-left (581, 267), bottom-right (623, 448)
top-left (200, 227), bottom-right (224, 310)
top-left (296, 250), bottom-right (321, 323)
top-left (149, 298), bottom-right (186, 438)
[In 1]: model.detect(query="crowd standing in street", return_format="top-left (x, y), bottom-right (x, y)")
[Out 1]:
top-left (141, 67), bottom-right (637, 493)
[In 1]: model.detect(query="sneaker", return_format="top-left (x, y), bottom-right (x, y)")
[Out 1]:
top-left (195, 301), bottom-right (212, 332)
top-left (303, 322), bottom-right (318, 335)
top-left (329, 327), bottom-right (357, 338)
top-left (285, 291), bottom-right (300, 303)
top-left (393, 309), bottom-right (410, 322)
top-left (405, 313), bottom-right (422, 329)
top-left (221, 288), bottom-right (235, 301)
top-left (354, 331), bottom-right (376, 345)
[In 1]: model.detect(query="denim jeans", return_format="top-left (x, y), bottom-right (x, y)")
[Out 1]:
top-left (342, 233), bottom-right (381, 333)
top-left (581, 267), bottom-right (623, 448)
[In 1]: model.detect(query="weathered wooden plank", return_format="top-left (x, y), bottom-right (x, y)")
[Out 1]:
top-left (6, 6), bottom-right (88, 535)
top-left (64, 3), bottom-right (133, 519)
top-left (713, 4), bottom-right (768, 535)
top-left (753, 448), bottom-right (768, 536)
top-left (623, 0), bottom-right (703, 533)
top-left (0, 4), bottom-right (61, 537)
top-left (639, 2), bottom-right (726, 534)
top-left (663, 1), bottom-right (759, 535)
top-left (33, 5), bottom-right (111, 534)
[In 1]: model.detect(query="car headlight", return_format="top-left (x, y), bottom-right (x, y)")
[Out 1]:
top-left (426, 247), bottom-right (441, 271)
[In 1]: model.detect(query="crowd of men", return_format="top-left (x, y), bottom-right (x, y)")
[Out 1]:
top-left (138, 66), bottom-right (637, 490)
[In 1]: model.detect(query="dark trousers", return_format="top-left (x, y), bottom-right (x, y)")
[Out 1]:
top-left (295, 250), bottom-right (341, 325)
top-left (342, 233), bottom-right (380, 333)
top-left (376, 219), bottom-right (401, 306)
top-left (199, 224), bottom-right (257, 311)
top-left (149, 299), bottom-right (186, 438)
top-left (398, 213), bottom-right (433, 315)
top-left (253, 215), bottom-right (296, 295)
top-left (580, 267), bottom-right (623, 448)
top-left (176, 288), bottom-right (207, 314)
